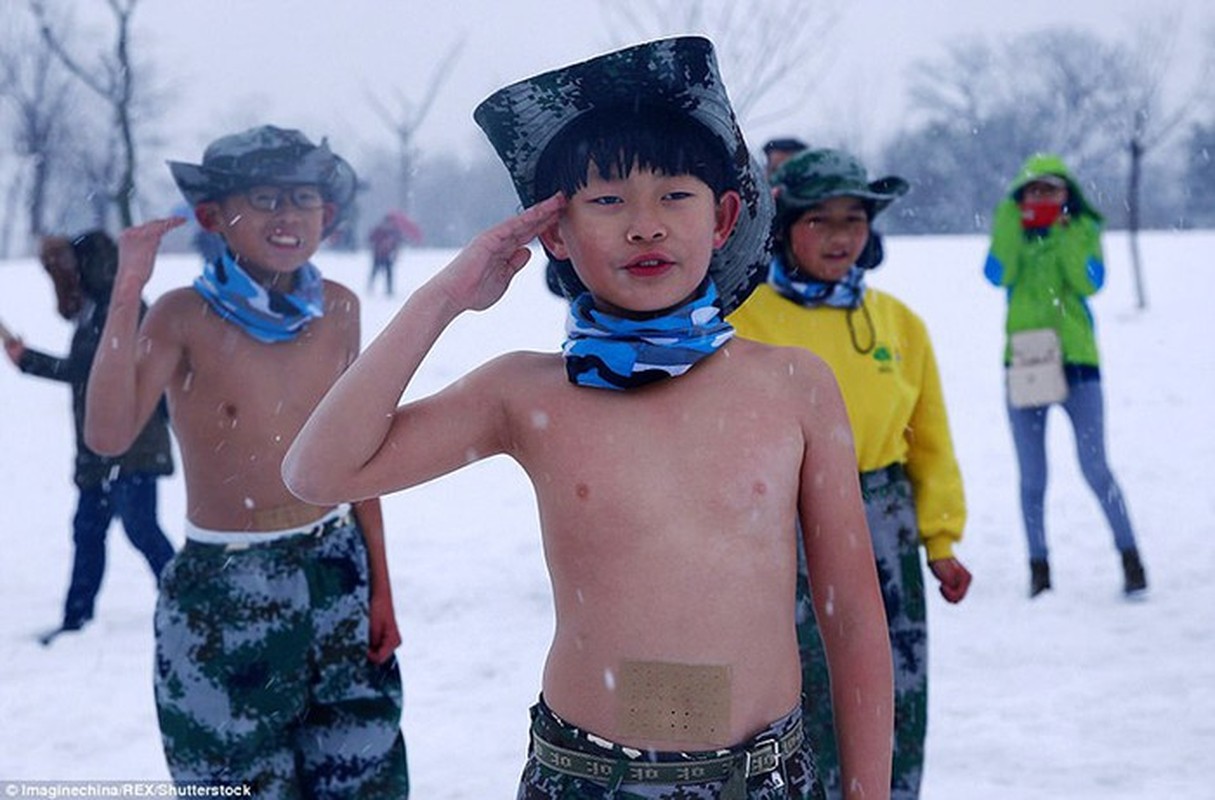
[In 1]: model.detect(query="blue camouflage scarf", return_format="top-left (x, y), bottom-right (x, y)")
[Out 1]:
top-left (193, 249), bottom-right (325, 343)
top-left (768, 255), bottom-right (867, 309)
top-left (563, 280), bottom-right (734, 390)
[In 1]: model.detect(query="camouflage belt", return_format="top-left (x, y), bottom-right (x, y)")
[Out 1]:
top-left (531, 721), bottom-right (802, 784)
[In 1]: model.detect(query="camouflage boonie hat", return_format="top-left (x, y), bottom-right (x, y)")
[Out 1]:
top-left (473, 36), bottom-right (774, 315)
top-left (168, 125), bottom-right (357, 235)
top-left (773, 148), bottom-right (909, 219)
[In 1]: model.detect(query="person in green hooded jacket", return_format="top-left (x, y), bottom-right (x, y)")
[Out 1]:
top-left (984, 153), bottom-right (1146, 599)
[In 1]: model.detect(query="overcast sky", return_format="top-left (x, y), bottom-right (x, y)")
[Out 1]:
top-left (40, 0), bottom-right (1213, 174)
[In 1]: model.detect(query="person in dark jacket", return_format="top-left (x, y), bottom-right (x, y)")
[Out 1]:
top-left (3, 231), bottom-right (175, 642)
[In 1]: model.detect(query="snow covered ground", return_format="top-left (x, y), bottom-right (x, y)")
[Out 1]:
top-left (1, 230), bottom-right (1212, 798)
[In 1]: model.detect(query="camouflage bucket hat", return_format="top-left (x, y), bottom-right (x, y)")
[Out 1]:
top-left (168, 125), bottom-right (357, 235)
top-left (473, 36), bottom-right (774, 315)
top-left (773, 148), bottom-right (909, 219)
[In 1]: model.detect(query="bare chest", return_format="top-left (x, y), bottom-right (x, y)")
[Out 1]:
top-left (167, 318), bottom-right (348, 463)
top-left (511, 371), bottom-right (805, 530)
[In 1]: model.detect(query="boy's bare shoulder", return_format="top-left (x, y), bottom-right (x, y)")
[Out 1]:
top-left (321, 278), bottom-right (358, 309)
top-left (319, 278), bottom-right (360, 332)
top-left (143, 286), bottom-right (207, 333)
top-left (149, 285), bottom-right (204, 310)
top-left (482, 348), bottom-right (565, 384)
top-left (719, 338), bottom-right (847, 439)
top-left (723, 335), bottom-right (835, 384)
top-left (451, 349), bottom-right (566, 414)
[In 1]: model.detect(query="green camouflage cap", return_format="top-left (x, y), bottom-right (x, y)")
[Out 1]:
top-left (773, 148), bottom-right (908, 219)
top-left (473, 36), bottom-right (773, 314)
top-left (168, 125), bottom-right (357, 236)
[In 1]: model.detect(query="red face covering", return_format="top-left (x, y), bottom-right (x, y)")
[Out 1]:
top-left (1019, 199), bottom-right (1064, 229)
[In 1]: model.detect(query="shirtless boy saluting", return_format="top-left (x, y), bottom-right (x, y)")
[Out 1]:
top-left (85, 126), bottom-right (409, 796)
top-left (286, 39), bottom-right (890, 800)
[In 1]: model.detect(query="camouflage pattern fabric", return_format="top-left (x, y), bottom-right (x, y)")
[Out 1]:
top-left (154, 518), bottom-right (409, 799)
top-left (517, 698), bottom-right (825, 800)
top-left (771, 149), bottom-right (909, 222)
top-left (167, 125), bottom-right (357, 237)
top-left (473, 36), bottom-right (773, 316)
top-left (798, 464), bottom-right (927, 800)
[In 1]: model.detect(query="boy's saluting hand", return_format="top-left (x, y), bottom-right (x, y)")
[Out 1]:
top-left (116, 217), bottom-right (187, 291)
top-left (431, 193), bottom-right (565, 314)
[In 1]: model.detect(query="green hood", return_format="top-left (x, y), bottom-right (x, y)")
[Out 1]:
top-left (1005, 153), bottom-right (1102, 223)
top-left (986, 153), bottom-right (1107, 367)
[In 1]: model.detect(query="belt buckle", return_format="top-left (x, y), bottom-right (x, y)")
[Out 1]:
top-left (744, 737), bottom-right (781, 778)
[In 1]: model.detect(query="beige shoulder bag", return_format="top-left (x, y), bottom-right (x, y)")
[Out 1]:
top-left (1007, 328), bottom-right (1068, 408)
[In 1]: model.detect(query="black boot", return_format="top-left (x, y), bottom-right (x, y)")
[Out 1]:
top-left (1122, 549), bottom-right (1148, 596)
top-left (38, 613), bottom-right (91, 647)
top-left (1029, 559), bottom-right (1052, 598)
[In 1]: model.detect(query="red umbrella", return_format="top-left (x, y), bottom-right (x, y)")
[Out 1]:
top-left (382, 210), bottom-right (423, 245)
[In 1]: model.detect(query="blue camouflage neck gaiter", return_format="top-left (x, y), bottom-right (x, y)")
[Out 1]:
top-left (768, 255), bottom-right (867, 309)
top-left (562, 280), bottom-right (735, 390)
top-left (193, 249), bottom-right (325, 343)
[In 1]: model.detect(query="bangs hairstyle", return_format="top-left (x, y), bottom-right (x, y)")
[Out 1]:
top-left (535, 106), bottom-right (734, 201)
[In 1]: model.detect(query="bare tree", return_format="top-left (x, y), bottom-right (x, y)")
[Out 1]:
top-left (597, 0), bottom-right (841, 128)
top-left (369, 39), bottom-right (465, 212)
top-left (907, 30), bottom-right (1131, 176)
top-left (900, 18), bottom-right (1214, 306)
top-left (1183, 118), bottom-right (1215, 228)
top-left (893, 29), bottom-right (1138, 234)
top-left (0, 11), bottom-right (76, 241)
top-left (30, 0), bottom-right (147, 228)
top-left (1182, 23), bottom-right (1215, 229)
top-left (1019, 31), bottom-right (1132, 173)
top-left (901, 38), bottom-right (1030, 223)
top-left (1113, 13), bottom-right (1214, 309)
top-left (73, 124), bottom-right (125, 229)
top-left (0, 159), bottom-right (26, 258)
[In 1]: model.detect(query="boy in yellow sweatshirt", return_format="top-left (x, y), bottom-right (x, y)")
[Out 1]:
top-left (731, 147), bottom-right (970, 800)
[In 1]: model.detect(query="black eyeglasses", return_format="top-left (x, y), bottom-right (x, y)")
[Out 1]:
top-left (243, 185), bottom-right (325, 212)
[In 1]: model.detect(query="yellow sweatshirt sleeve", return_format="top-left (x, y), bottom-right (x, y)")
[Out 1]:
top-left (900, 315), bottom-right (967, 560)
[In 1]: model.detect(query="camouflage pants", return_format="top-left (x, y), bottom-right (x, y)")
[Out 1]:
top-left (154, 515), bottom-right (409, 799)
top-left (798, 464), bottom-right (926, 800)
top-left (517, 698), bottom-right (825, 800)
